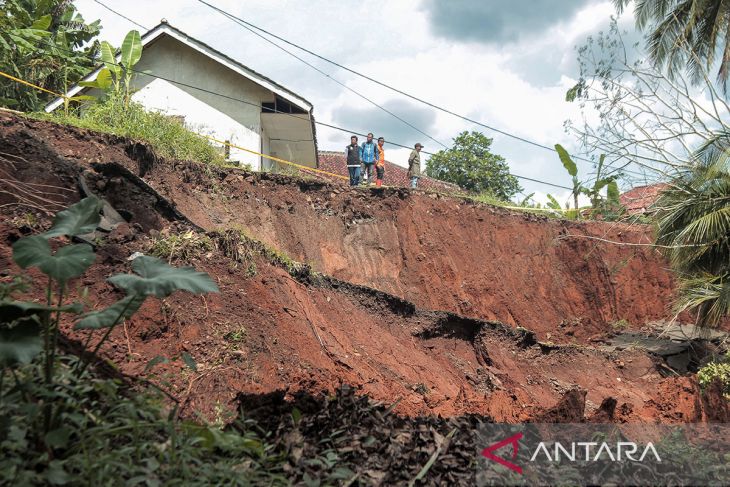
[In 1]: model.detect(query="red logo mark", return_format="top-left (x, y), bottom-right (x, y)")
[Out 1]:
top-left (481, 432), bottom-right (523, 474)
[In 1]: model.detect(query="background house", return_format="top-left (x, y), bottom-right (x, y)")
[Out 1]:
top-left (46, 21), bottom-right (317, 171)
top-left (619, 183), bottom-right (668, 215)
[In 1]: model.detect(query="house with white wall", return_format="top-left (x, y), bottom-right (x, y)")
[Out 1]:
top-left (46, 20), bottom-right (318, 171)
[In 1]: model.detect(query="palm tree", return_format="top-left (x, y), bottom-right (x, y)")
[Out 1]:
top-left (614, 0), bottom-right (730, 90)
top-left (654, 131), bottom-right (730, 326)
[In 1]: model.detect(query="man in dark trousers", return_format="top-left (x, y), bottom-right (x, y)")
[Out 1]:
top-left (360, 132), bottom-right (379, 185)
top-left (408, 143), bottom-right (423, 188)
top-left (346, 135), bottom-right (361, 186)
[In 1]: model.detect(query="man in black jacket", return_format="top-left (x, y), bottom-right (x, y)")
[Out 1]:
top-left (346, 135), bottom-right (361, 186)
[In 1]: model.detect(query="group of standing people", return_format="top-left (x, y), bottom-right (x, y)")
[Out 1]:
top-left (345, 133), bottom-right (423, 188)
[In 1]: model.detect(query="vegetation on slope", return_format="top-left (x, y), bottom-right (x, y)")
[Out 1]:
top-left (35, 93), bottom-right (228, 166)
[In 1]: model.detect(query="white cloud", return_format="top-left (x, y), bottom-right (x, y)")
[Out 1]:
top-left (73, 0), bottom-right (636, 195)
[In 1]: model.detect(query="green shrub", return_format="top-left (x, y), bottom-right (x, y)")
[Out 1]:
top-left (212, 227), bottom-right (311, 279)
top-left (611, 319), bottom-right (630, 330)
top-left (150, 230), bottom-right (214, 262)
top-left (38, 93), bottom-right (227, 166)
top-left (697, 354), bottom-right (730, 398)
top-left (0, 355), bottom-right (285, 485)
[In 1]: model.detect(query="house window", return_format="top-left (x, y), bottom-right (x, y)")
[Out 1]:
top-left (262, 95), bottom-right (306, 114)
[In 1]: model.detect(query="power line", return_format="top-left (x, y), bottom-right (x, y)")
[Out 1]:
top-left (92, 0), bottom-right (147, 30)
top-left (191, 2), bottom-right (448, 150)
top-left (197, 0), bottom-right (673, 184)
top-left (37, 38), bottom-right (432, 153)
top-left (195, 1), bottom-right (598, 163)
top-left (36, 15), bottom-right (574, 191)
top-left (92, 0), bottom-right (449, 152)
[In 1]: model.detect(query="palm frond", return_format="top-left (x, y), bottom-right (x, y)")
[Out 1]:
top-left (655, 128), bottom-right (730, 326)
top-left (675, 274), bottom-right (730, 326)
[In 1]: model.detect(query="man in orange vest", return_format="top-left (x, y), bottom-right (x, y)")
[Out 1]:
top-left (375, 136), bottom-right (386, 187)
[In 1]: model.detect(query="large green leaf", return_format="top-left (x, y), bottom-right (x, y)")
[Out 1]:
top-left (120, 30), bottom-right (142, 69)
top-left (30, 14), bottom-right (52, 31)
top-left (44, 197), bottom-right (102, 238)
top-left (0, 321), bottom-right (42, 366)
top-left (108, 256), bottom-right (219, 298)
top-left (0, 300), bottom-right (82, 324)
top-left (78, 68), bottom-right (112, 90)
top-left (546, 194), bottom-right (562, 210)
top-left (607, 180), bottom-right (620, 205)
top-left (555, 144), bottom-right (578, 177)
top-left (74, 294), bottom-right (146, 330)
top-left (593, 177), bottom-right (615, 194)
top-left (100, 41), bottom-right (121, 79)
top-left (12, 235), bottom-right (51, 269)
top-left (13, 236), bottom-right (96, 283)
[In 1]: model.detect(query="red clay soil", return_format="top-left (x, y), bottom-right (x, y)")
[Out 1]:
top-left (0, 114), bottom-right (687, 343)
top-left (0, 113), bottom-right (725, 423)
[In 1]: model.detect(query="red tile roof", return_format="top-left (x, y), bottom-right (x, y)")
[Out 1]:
top-left (619, 183), bottom-right (668, 214)
top-left (310, 151), bottom-right (460, 191)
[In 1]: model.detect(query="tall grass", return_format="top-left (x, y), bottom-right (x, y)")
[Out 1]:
top-left (37, 94), bottom-right (227, 166)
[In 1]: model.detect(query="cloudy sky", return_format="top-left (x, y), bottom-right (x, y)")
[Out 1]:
top-left (73, 0), bottom-right (641, 203)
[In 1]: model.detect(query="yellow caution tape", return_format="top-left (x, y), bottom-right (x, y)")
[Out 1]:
top-left (0, 71), bottom-right (583, 203)
top-left (0, 69), bottom-right (67, 99)
top-left (0, 70), bottom-right (347, 182)
top-left (200, 134), bottom-right (349, 181)
top-left (500, 205), bottom-right (576, 213)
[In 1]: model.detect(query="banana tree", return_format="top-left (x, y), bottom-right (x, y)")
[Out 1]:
top-left (0, 0), bottom-right (101, 111)
top-left (79, 30), bottom-right (142, 107)
top-left (555, 144), bottom-right (582, 213)
top-left (583, 153), bottom-right (620, 210)
top-left (554, 144), bottom-right (621, 217)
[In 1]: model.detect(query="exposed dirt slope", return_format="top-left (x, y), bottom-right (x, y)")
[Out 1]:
top-left (1, 113), bottom-right (680, 342)
top-left (0, 219), bottom-right (715, 422)
top-left (1, 113), bottom-right (723, 423)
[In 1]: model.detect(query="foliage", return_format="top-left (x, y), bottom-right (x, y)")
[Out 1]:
top-left (0, 355), bottom-right (289, 485)
top-left (150, 230), bottom-right (214, 263)
top-left (696, 353), bottom-right (730, 398)
top-left (426, 131), bottom-right (521, 200)
top-left (655, 132), bottom-right (730, 326)
top-left (0, 0), bottom-right (100, 111)
top-left (80, 30), bottom-right (142, 107)
top-left (38, 92), bottom-right (227, 165)
top-left (551, 145), bottom-right (622, 218)
top-left (565, 18), bottom-right (730, 184)
top-left (212, 227), bottom-right (312, 279)
top-left (214, 226), bottom-right (259, 276)
top-left (614, 0), bottom-right (730, 92)
top-left (0, 197), bottom-right (219, 436)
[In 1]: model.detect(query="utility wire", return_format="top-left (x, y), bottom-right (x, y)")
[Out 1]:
top-left (196, 2), bottom-right (448, 150)
top-left (37, 38), bottom-right (433, 154)
top-left (196, 1), bottom-right (594, 162)
top-left (196, 0), bottom-right (663, 182)
top-left (92, 0), bottom-right (148, 30)
top-left (38, 12), bottom-right (574, 191)
top-left (90, 0), bottom-right (646, 187)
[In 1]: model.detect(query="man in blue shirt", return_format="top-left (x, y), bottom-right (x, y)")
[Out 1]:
top-left (360, 132), bottom-right (379, 186)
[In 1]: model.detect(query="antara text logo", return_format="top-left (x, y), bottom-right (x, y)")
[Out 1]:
top-left (481, 432), bottom-right (661, 474)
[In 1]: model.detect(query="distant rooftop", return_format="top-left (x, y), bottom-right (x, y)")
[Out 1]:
top-left (619, 183), bottom-right (668, 215)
